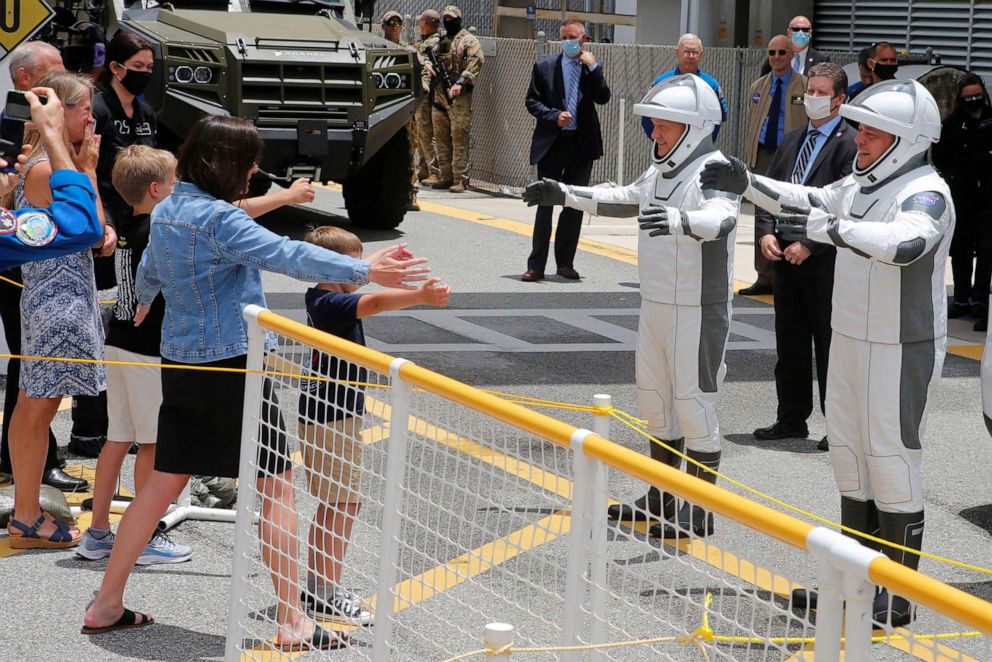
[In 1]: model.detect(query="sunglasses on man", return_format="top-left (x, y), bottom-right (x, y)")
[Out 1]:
top-left (384, 19), bottom-right (403, 26)
top-left (768, 49), bottom-right (789, 56)
top-left (790, 26), bottom-right (811, 32)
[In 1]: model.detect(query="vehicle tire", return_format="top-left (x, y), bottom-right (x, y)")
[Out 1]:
top-left (343, 128), bottom-right (411, 230)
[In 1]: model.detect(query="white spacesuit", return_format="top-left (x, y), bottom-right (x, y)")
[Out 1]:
top-left (523, 75), bottom-right (741, 538)
top-left (701, 79), bottom-right (953, 627)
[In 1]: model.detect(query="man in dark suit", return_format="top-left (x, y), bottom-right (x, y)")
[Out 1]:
top-left (521, 18), bottom-right (611, 282)
top-left (760, 15), bottom-right (830, 77)
top-left (751, 62), bottom-right (858, 451)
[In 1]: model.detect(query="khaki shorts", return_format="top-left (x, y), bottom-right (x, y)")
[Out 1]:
top-left (298, 418), bottom-right (363, 504)
top-left (106, 345), bottom-right (162, 444)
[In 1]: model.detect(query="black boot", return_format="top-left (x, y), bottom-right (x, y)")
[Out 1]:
top-left (872, 510), bottom-right (924, 628)
top-left (792, 498), bottom-right (880, 612)
top-left (607, 438), bottom-right (683, 522)
top-left (651, 450), bottom-right (720, 539)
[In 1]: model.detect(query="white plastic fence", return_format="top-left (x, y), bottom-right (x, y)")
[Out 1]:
top-left (225, 305), bottom-right (992, 661)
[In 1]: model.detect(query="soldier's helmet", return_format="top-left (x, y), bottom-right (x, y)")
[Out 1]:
top-left (840, 79), bottom-right (941, 185)
top-left (633, 74), bottom-right (722, 173)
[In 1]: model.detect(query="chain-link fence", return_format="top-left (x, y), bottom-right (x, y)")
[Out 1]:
top-left (464, 38), bottom-right (858, 194)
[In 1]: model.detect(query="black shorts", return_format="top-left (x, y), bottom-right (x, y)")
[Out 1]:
top-left (155, 355), bottom-right (291, 479)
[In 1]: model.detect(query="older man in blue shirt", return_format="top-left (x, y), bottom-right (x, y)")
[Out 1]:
top-left (640, 33), bottom-right (728, 141)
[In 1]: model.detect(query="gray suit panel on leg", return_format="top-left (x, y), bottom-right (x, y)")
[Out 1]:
top-left (698, 302), bottom-right (730, 394)
top-left (899, 339), bottom-right (936, 451)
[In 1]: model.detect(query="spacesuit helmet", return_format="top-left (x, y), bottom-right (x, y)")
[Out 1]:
top-left (839, 79), bottom-right (941, 185)
top-left (633, 74), bottom-right (721, 173)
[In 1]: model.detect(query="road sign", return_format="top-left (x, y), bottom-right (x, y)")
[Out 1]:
top-left (0, 0), bottom-right (55, 57)
top-left (526, 4), bottom-right (536, 20)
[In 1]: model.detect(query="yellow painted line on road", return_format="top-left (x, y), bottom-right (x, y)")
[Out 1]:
top-left (948, 344), bottom-right (983, 361)
top-left (884, 628), bottom-right (981, 662)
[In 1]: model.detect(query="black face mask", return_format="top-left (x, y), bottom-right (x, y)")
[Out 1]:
top-left (116, 66), bottom-right (152, 96)
top-left (963, 96), bottom-right (986, 112)
top-left (872, 62), bottom-right (898, 80)
top-left (443, 18), bottom-right (462, 35)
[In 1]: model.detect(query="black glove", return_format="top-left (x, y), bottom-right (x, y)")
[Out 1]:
top-left (522, 178), bottom-right (565, 207)
top-left (776, 204), bottom-right (810, 242)
top-left (699, 156), bottom-right (750, 195)
top-left (638, 205), bottom-right (677, 237)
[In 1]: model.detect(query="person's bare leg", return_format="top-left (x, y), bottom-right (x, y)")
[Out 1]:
top-left (258, 469), bottom-right (319, 644)
top-left (9, 392), bottom-right (75, 539)
top-left (133, 444), bottom-right (155, 495)
top-left (90, 441), bottom-right (132, 531)
top-left (83, 470), bottom-right (189, 628)
top-left (308, 502), bottom-right (360, 588)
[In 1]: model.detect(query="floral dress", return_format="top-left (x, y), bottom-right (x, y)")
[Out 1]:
top-left (17, 156), bottom-right (105, 398)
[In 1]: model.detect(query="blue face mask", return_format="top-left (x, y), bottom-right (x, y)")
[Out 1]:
top-left (791, 31), bottom-right (811, 48)
top-left (562, 38), bottom-right (582, 58)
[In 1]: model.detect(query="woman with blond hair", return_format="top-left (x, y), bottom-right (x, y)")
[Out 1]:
top-left (7, 70), bottom-right (109, 549)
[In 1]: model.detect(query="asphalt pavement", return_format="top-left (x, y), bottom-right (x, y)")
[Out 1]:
top-left (0, 183), bottom-right (990, 661)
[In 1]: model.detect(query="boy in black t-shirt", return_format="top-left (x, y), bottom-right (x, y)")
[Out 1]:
top-left (298, 226), bottom-right (450, 625)
top-left (77, 146), bottom-right (193, 565)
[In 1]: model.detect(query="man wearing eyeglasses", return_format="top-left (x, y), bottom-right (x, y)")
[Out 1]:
top-left (639, 34), bottom-right (728, 142)
top-left (760, 15), bottom-right (830, 77)
top-left (740, 35), bottom-right (809, 295)
top-left (381, 11), bottom-right (423, 211)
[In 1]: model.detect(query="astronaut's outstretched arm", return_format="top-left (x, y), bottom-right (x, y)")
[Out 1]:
top-left (805, 191), bottom-right (950, 265)
top-left (522, 171), bottom-right (647, 218)
top-left (639, 191), bottom-right (740, 240)
top-left (698, 155), bottom-right (844, 217)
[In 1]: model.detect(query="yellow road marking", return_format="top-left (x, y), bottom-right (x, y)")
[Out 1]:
top-left (948, 344), bottom-right (983, 361)
top-left (884, 627), bottom-right (981, 662)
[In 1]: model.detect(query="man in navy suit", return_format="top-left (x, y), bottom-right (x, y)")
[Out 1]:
top-left (522, 18), bottom-right (610, 282)
top-left (750, 62), bottom-right (857, 451)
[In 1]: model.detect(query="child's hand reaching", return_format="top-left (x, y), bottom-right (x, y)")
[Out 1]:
top-left (419, 277), bottom-right (450, 307)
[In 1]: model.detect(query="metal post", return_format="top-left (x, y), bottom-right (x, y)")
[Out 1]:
top-left (561, 428), bottom-right (596, 659)
top-left (484, 623), bottom-right (514, 660)
top-left (616, 98), bottom-right (626, 186)
top-left (224, 305), bottom-right (268, 662)
top-left (372, 358), bottom-right (414, 660)
top-left (588, 395), bottom-right (611, 660)
top-left (536, 30), bottom-right (547, 60)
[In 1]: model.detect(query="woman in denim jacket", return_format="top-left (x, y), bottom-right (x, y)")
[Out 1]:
top-left (83, 116), bottom-right (429, 647)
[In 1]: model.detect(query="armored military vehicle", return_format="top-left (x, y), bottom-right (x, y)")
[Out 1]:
top-left (102, 0), bottom-right (417, 229)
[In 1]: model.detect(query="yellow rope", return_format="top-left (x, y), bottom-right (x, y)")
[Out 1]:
top-left (7, 349), bottom-right (992, 576)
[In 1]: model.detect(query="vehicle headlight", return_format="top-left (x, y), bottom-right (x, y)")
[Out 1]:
top-left (372, 72), bottom-right (384, 88)
top-left (193, 66), bottom-right (213, 84)
top-left (171, 65), bottom-right (194, 83)
top-left (384, 72), bottom-right (401, 89)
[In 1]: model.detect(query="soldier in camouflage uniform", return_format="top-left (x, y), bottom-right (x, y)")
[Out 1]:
top-left (415, 10), bottom-right (442, 186)
top-left (431, 5), bottom-right (484, 193)
top-left (382, 10), bottom-right (420, 210)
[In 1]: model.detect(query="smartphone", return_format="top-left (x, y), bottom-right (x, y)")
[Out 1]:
top-left (3, 90), bottom-right (47, 122)
top-left (0, 117), bottom-right (23, 173)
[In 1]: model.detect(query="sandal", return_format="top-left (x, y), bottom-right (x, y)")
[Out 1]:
top-left (7, 512), bottom-right (79, 549)
top-left (80, 608), bottom-right (154, 635)
top-left (276, 625), bottom-right (348, 651)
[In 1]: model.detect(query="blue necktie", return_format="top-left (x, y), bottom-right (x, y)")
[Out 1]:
top-left (764, 78), bottom-right (783, 151)
top-left (565, 60), bottom-right (579, 130)
top-left (793, 52), bottom-right (802, 73)
top-left (791, 129), bottom-right (820, 184)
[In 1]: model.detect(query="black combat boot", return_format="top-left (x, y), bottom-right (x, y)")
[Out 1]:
top-left (792, 497), bottom-right (880, 612)
top-left (651, 449), bottom-right (720, 539)
top-left (607, 438), bottom-right (683, 523)
top-left (872, 510), bottom-right (924, 628)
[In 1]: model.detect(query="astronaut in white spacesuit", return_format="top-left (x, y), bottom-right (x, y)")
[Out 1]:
top-left (523, 74), bottom-right (741, 539)
top-left (701, 79), bottom-right (953, 627)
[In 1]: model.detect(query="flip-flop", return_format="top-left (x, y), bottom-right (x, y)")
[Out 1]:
top-left (275, 625), bottom-right (348, 651)
top-left (80, 608), bottom-right (154, 635)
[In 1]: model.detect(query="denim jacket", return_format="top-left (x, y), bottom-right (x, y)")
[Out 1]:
top-left (135, 181), bottom-right (369, 362)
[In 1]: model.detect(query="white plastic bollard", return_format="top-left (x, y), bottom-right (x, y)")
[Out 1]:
top-left (484, 622), bottom-right (514, 660)
top-left (616, 98), bottom-right (626, 186)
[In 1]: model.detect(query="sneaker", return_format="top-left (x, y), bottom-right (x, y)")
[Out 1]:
top-left (303, 588), bottom-right (374, 626)
top-left (136, 530), bottom-right (193, 565)
top-left (76, 528), bottom-right (115, 560)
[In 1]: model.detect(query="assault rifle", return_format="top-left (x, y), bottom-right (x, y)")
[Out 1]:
top-left (425, 45), bottom-right (454, 101)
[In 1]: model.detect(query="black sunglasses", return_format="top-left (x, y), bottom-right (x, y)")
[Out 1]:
top-left (768, 49), bottom-right (789, 56)
top-left (384, 19), bottom-right (402, 26)
top-left (790, 26), bottom-right (811, 32)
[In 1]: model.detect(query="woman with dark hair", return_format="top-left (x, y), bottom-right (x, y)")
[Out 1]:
top-left (82, 115), bottom-right (429, 647)
top-left (932, 72), bottom-right (992, 331)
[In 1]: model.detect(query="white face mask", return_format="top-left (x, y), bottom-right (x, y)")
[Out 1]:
top-left (804, 94), bottom-right (834, 120)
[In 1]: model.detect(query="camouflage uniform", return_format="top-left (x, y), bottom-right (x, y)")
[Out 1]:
top-left (432, 6), bottom-right (484, 191)
top-left (414, 30), bottom-right (441, 182)
top-left (383, 10), bottom-right (421, 209)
